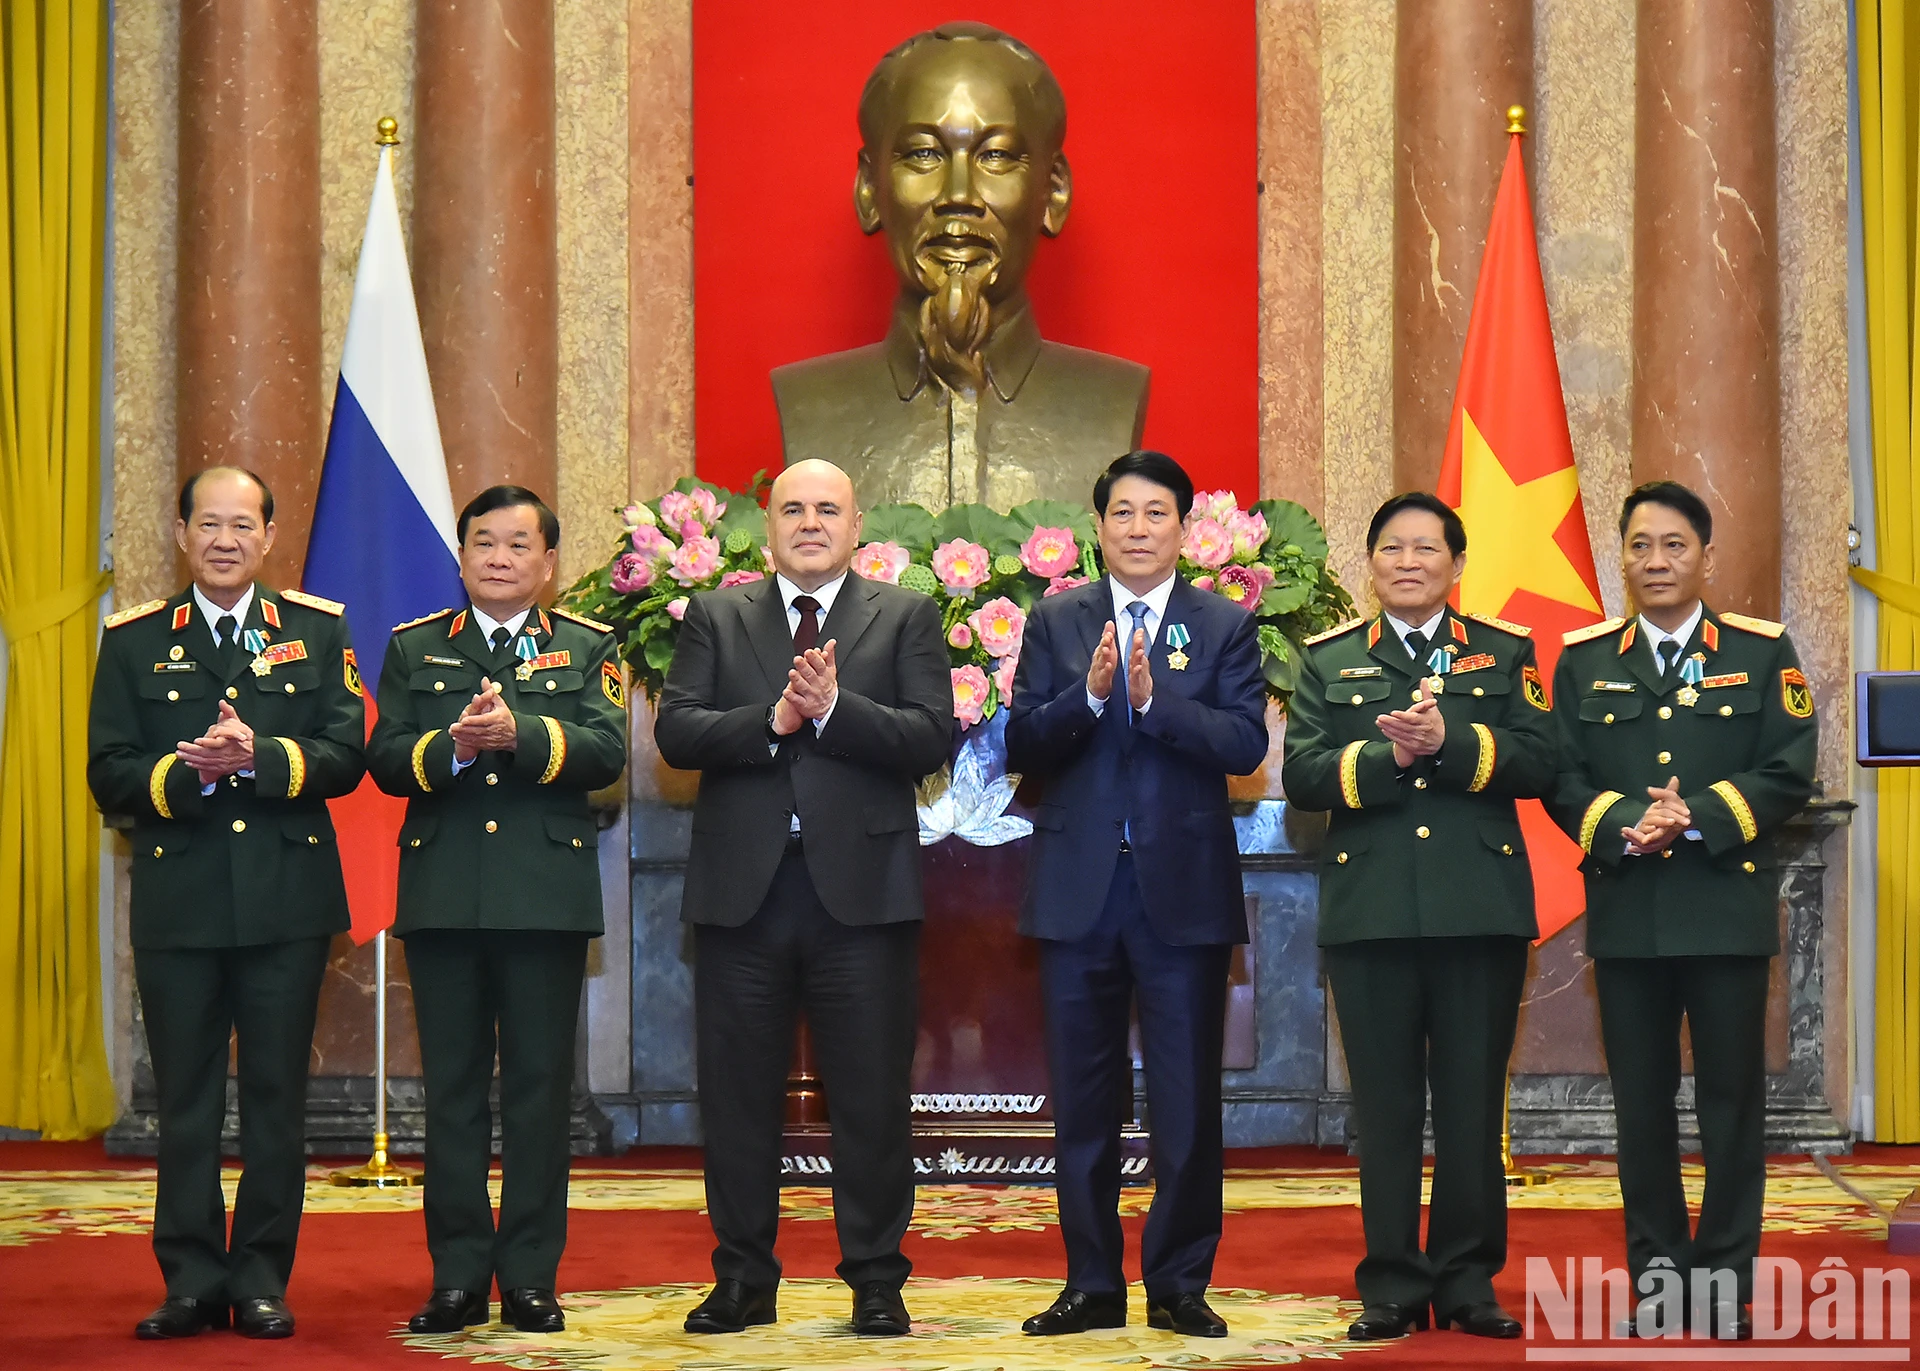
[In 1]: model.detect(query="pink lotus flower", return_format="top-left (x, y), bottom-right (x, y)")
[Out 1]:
top-left (620, 502), bottom-right (656, 531)
top-left (669, 535), bottom-right (722, 586)
top-left (951, 665), bottom-right (990, 728)
top-left (966, 596), bottom-right (1026, 658)
top-left (1018, 526), bottom-right (1079, 579)
top-left (658, 490), bottom-right (696, 529)
top-left (687, 488), bottom-right (725, 525)
top-left (1216, 564), bottom-right (1265, 611)
top-left (1192, 575), bottom-right (1215, 592)
top-left (1246, 562), bottom-right (1276, 593)
top-left (1195, 489), bottom-right (1240, 523)
top-left (1225, 508), bottom-right (1270, 558)
top-left (932, 539), bottom-right (992, 595)
top-left (854, 540), bottom-right (911, 584)
top-left (630, 525), bottom-right (674, 560)
top-left (993, 651), bottom-right (1018, 704)
top-left (610, 551), bottom-right (655, 593)
top-left (1044, 574), bottom-right (1090, 597)
top-left (719, 569), bottom-right (764, 589)
top-left (1182, 517), bottom-right (1233, 569)
top-left (666, 597), bottom-right (689, 621)
top-left (948, 622), bottom-right (974, 649)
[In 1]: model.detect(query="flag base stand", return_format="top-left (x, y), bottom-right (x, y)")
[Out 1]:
top-left (329, 1132), bottom-right (418, 1188)
top-left (1502, 1071), bottom-right (1551, 1188)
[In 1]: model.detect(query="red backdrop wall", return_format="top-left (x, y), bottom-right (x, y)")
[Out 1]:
top-left (690, 1), bottom-right (1259, 503)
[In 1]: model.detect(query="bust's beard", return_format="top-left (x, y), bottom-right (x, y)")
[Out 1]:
top-left (917, 259), bottom-right (996, 396)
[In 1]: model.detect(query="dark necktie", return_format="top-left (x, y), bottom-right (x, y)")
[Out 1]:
top-left (1658, 639), bottom-right (1682, 683)
top-left (490, 626), bottom-right (511, 656)
top-left (213, 614), bottom-right (238, 672)
top-left (1405, 629), bottom-right (1430, 671)
top-left (792, 595), bottom-right (821, 654)
top-left (1124, 601), bottom-right (1150, 724)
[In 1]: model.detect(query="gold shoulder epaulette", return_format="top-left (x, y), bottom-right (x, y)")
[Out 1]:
top-left (1563, 617), bottom-right (1627, 647)
top-left (1463, 610), bottom-right (1533, 637)
top-left (280, 588), bottom-right (345, 616)
top-left (1304, 617), bottom-right (1366, 647)
top-left (103, 598), bottom-right (167, 629)
top-left (1719, 611), bottom-right (1785, 639)
top-left (391, 607), bottom-right (456, 633)
top-left (551, 607), bottom-right (614, 634)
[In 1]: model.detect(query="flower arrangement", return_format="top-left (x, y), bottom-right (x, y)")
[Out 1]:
top-left (560, 479), bottom-right (1353, 723)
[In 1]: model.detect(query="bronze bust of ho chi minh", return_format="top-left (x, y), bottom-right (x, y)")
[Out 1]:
top-left (771, 23), bottom-right (1150, 512)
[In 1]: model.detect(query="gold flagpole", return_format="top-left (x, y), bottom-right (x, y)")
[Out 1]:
top-left (327, 115), bottom-right (420, 1191)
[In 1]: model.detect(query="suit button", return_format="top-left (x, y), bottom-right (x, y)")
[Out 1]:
top-left (1351, 693), bottom-right (1363, 705)
top-left (1662, 848), bottom-right (1674, 859)
top-left (1743, 860), bottom-right (1756, 873)
top-left (1658, 706), bottom-right (1673, 719)
top-left (228, 777), bottom-right (238, 787)
top-left (284, 682), bottom-right (296, 694)
top-left (1337, 852), bottom-right (1349, 863)
top-left (153, 846), bottom-right (163, 858)
top-left (1502, 844), bottom-right (1513, 855)
top-left (572, 838), bottom-right (582, 848)
top-left (1413, 777), bottom-right (1428, 790)
top-left (231, 820), bottom-right (246, 833)
top-left (485, 820), bottom-right (498, 834)
top-left (546, 680), bottom-right (557, 691)
top-left (409, 838), bottom-right (421, 848)
top-left (307, 835), bottom-right (319, 845)
top-left (485, 773), bottom-right (498, 785)
top-left (167, 690), bottom-right (179, 702)
top-left (1472, 686), bottom-right (1485, 697)
top-left (1416, 826), bottom-right (1430, 839)
top-left (434, 680), bottom-right (446, 692)
top-left (226, 687), bottom-right (238, 700)
top-left (1604, 712), bottom-right (1615, 724)
top-left (1720, 705), bottom-right (1733, 717)
top-left (1657, 750), bottom-right (1672, 764)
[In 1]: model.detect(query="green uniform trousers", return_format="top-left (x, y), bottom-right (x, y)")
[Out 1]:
top-left (133, 936), bottom-right (331, 1302)
top-left (1324, 935), bottom-right (1529, 1313)
top-left (404, 928), bottom-right (588, 1292)
top-left (1595, 955), bottom-right (1770, 1305)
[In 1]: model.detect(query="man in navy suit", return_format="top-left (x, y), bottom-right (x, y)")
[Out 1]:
top-left (1007, 451), bottom-right (1269, 1339)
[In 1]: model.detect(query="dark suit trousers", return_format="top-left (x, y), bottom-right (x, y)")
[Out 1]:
top-left (1595, 955), bottom-right (1770, 1304)
top-left (1040, 853), bottom-right (1232, 1298)
top-left (404, 929), bottom-right (589, 1291)
top-left (1323, 935), bottom-right (1528, 1313)
top-left (133, 936), bottom-right (330, 1301)
top-left (694, 847), bottom-right (920, 1289)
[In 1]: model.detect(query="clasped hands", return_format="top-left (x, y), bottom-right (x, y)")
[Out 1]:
top-left (176, 699), bottom-right (255, 784)
top-left (1086, 621), bottom-right (1152, 711)
top-left (450, 678), bottom-right (518, 762)
top-left (771, 641), bottom-right (838, 736)
top-left (1621, 776), bottom-right (1690, 855)
top-left (1374, 678), bottom-right (1446, 769)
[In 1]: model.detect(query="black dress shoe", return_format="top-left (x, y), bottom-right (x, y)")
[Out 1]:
top-left (500, 1288), bottom-right (564, 1333)
top-left (1437, 1300), bottom-right (1522, 1338)
top-left (1347, 1302), bottom-right (1429, 1340)
top-left (408, 1289), bottom-right (490, 1334)
top-left (135, 1296), bottom-right (229, 1339)
top-left (852, 1281), bottom-right (911, 1337)
top-left (233, 1296), bottom-right (296, 1339)
top-left (684, 1279), bottom-right (778, 1334)
top-left (1146, 1291), bottom-right (1228, 1337)
top-left (1022, 1287), bottom-right (1128, 1335)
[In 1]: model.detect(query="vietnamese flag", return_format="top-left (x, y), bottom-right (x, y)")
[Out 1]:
top-left (1436, 127), bottom-right (1606, 943)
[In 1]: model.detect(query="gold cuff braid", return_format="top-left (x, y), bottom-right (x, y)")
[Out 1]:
top-left (1579, 790), bottom-right (1626, 853)
top-left (411, 730), bottom-right (439, 793)
top-left (538, 716), bottom-right (567, 784)
top-left (149, 755), bottom-right (176, 819)
top-left (277, 738), bottom-right (306, 798)
top-left (1710, 780), bottom-right (1758, 844)
top-left (1468, 723), bottom-right (1496, 793)
top-left (1338, 741), bottom-right (1364, 810)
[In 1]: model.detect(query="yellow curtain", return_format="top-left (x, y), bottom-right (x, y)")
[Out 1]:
top-left (0, 2), bottom-right (115, 1136)
top-left (1857, 0), bottom-right (1920, 1142)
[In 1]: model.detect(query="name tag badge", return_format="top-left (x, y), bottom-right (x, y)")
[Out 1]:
top-left (423, 654), bottom-right (466, 668)
top-left (153, 661), bottom-right (198, 672)
top-left (1591, 680), bottom-right (1636, 693)
top-left (1338, 666), bottom-right (1383, 679)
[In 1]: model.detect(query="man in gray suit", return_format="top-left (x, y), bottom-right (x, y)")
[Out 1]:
top-left (655, 459), bottom-right (951, 1339)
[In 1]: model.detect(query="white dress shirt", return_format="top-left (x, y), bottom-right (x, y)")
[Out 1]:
top-left (1383, 607), bottom-right (1447, 665)
top-left (1087, 572), bottom-right (1178, 716)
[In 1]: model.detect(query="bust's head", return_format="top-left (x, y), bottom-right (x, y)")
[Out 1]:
top-left (854, 23), bottom-right (1071, 314)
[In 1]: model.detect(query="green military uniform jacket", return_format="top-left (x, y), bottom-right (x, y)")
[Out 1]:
top-left (366, 604), bottom-right (628, 935)
top-left (1546, 607), bottom-right (1817, 958)
top-left (1282, 609), bottom-right (1559, 945)
top-left (87, 584), bottom-right (367, 949)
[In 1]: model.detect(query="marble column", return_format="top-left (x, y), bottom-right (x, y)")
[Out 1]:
top-left (1391, 0), bottom-right (1533, 496)
top-left (1631, 0), bottom-right (1781, 618)
top-left (414, 0), bottom-right (559, 512)
top-left (175, 0), bottom-right (323, 580)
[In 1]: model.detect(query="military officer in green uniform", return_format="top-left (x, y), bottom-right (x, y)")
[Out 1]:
top-left (1283, 492), bottom-right (1557, 1344)
top-left (1546, 482), bottom-right (1815, 1340)
top-left (368, 485), bottom-right (627, 1336)
top-left (87, 467), bottom-right (366, 1341)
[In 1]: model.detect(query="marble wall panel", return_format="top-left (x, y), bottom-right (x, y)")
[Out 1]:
top-left (628, 0), bottom-right (695, 502)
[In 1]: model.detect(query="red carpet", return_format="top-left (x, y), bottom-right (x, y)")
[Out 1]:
top-left (3, 1141), bottom-right (1916, 1369)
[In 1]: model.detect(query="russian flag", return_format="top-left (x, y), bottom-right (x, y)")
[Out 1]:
top-left (304, 137), bottom-right (462, 942)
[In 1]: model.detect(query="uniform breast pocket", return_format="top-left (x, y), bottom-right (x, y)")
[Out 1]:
top-left (527, 669), bottom-right (585, 717)
top-left (1579, 693), bottom-right (1643, 726)
top-left (1450, 671), bottom-right (1511, 707)
top-left (408, 667), bottom-right (481, 717)
top-left (543, 814), bottom-right (596, 854)
top-left (1326, 678), bottom-right (1393, 710)
top-left (138, 669), bottom-right (208, 707)
top-left (252, 663), bottom-right (319, 702)
top-left (1695, 688), bottom-right (1761, 722)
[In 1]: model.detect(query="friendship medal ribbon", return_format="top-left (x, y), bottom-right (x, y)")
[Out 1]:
top-left (513, 633), bottom-right (541, 680)
top-left (241, 628), bottom-right (269, 655)
top-left (1164, 623), bottom-right (1192, 671)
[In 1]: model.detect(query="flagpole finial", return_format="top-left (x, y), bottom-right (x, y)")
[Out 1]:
top-left (375, 116), bottom-right (400, 146)
top-left (1506, 104), bottom-right (1527, 135)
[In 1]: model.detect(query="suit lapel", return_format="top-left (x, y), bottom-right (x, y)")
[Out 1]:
top-left (170, 589), bottom-right (225, 676)
top-left (1367, 614), bottom-right (1417, 678)
top-left (819, 574), bottom-right (880, 663)
top-left (1619, 618), bottom-right (1669, 695)
top-left (744, 578), bottom-right (798, 692)
top-left (1154, 578), bottom-right (1206, 694)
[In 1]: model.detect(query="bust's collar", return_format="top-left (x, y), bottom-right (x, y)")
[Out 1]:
top-left (885, 296), bottom-right (1044, 404)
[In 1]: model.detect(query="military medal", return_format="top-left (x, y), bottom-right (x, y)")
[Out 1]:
top-left (513, 632), bottom-right (540, 680)
top-left (1675, 685), bottom-right (1700, 707)
top-left (1674, 654), bottom-right (1705, 706)
top-left (242, 628), bottom-right (268, 655)
top-left (1164, 623), bottom-right (1192, 671)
